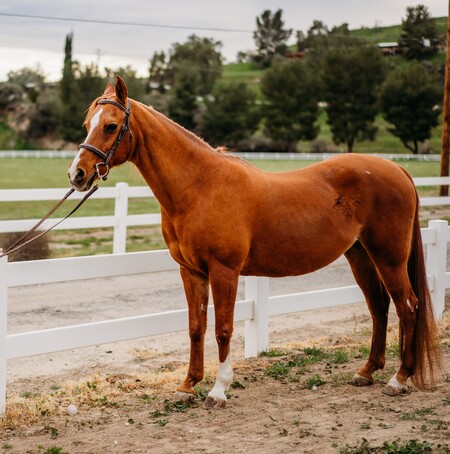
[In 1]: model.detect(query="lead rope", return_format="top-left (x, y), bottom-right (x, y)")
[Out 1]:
top-left (0, 184), bottom-right (99, 259)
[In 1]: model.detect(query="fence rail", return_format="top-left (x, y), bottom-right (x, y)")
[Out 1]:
top-left (0, 150), bottom-right (442, 161)
top-left (1, 178), bottom-right (450, 254)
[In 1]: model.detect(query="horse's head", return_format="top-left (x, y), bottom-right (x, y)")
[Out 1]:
top-left (68, 76), bottom-right (133, 191)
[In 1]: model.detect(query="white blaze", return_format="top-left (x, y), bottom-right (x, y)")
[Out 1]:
top-left (68, 108), bottom-right (103, 180)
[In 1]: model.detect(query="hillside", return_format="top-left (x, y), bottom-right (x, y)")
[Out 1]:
top-left (225, 16), bottom-right (448, 90)
top-left (349, 16), bottom-right (447, 43)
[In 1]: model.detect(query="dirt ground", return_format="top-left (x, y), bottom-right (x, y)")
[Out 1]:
top-left (1, 255), bottom-right (450, 453)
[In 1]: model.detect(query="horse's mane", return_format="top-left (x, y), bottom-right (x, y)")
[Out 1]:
top-left (216, 146), bottom-right (230, 155)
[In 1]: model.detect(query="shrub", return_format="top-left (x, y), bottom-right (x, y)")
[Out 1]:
top-left (0, 232), bottom-right (50, 261)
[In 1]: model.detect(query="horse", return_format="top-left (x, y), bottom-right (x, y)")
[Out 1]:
top-left (68, 76), bottom-right (441, 409)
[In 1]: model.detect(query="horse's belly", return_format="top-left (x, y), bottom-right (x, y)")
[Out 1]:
top-left (240, 233), bottom-right (355, 277)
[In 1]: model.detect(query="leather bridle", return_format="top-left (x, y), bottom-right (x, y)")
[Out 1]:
top-left (78, 98), bottom-right (133, 181)
top-left (0, 98), bottom-right (133, 259)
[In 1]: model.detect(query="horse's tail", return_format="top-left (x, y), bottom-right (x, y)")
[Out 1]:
top-left (407, 191), bottom-right (442, 389)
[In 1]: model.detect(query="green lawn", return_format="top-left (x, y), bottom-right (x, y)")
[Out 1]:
top-left (298, 109), bottom-right (443, 154)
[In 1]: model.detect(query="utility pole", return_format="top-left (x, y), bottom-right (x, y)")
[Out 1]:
top-left (440, 1), bottom-right (450, 196)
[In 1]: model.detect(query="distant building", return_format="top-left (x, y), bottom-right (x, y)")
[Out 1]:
top-left (285, 50), bottom-right (305, 60)
top-left (377, 42), bottom-right (401, 56)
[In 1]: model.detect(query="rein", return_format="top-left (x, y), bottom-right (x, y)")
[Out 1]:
top-left (0, 97), bottom-right (133, 260)
top-left (78, 98), bottom-right (132, 181)
top-left (0, 185), bottom-right (99, 259)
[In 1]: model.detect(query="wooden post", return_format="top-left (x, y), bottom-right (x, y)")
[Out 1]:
top-left (439, 2), bottom-right (450, 196)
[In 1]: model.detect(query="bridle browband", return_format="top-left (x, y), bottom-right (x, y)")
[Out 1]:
top-left (0, 98), bottom-right (133, 260)
top-left (78, 98), bottom-right (133, 181)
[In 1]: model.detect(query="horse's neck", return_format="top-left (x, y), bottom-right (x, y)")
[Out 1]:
top-left (130, 103), bottom-right (218, 216)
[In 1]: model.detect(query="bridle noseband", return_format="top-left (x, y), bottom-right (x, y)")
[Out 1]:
top-left (0, 99), bottom-right (133, 260)
top-left (78, 98), bottom-right (132, 181)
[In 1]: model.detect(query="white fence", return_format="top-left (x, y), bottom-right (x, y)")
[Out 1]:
top-left (0, 181), bottom-right (449, 414)
top-left (1, 178), bottom-right (450, 255)
top-left (0, 182), bottom-right (157, 254)
top-left (0, 150), bottom-right (442, 161)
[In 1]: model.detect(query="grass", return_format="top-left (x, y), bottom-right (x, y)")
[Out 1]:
top-left (220, 62), bottom-right (265, 97)
top-left (298, 110), bottom-right (443, 154)
top-left (339, 438), bottom-right (440, 454)
top-left (349, 16), bottom-right (448, 45)
top-left (264, 346), bottom-right (350, 382)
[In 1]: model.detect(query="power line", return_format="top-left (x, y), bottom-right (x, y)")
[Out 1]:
top-left (0, 12), bottom-right (253, 34)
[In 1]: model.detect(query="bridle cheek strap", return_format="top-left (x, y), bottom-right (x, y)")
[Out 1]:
top-left (78, 98), bottom-right (132, 181)
top-left (0, 99), bottom-right (133, 259)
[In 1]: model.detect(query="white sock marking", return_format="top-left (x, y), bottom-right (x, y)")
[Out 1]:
top-left (207, 354), bottom-right (233, 402)
top-left (387, 374), bottom-right (404, 389)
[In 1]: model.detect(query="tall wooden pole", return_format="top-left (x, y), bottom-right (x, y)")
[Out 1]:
top-left (439, 1), bottom-right (450, 196)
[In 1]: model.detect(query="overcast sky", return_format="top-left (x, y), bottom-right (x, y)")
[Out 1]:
top-left (0, 0), bottom-right (447, 81)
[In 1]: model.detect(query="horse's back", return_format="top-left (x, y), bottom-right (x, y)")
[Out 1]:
top-left (240, 154), bottom-right (417, 277)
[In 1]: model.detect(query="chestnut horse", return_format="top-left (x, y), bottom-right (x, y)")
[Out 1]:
top-left (68, 77), bottom-right (441, 409)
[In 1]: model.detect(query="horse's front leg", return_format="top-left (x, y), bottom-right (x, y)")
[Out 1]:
top-left (176, 266), bottom-right (209, 399)
top-left (203, 264), bottom-right (239, 409)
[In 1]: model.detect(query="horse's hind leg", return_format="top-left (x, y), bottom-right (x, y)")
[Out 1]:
top-left (345, 242), bottom-right (390, 386)
top-left (371, 261), bottom-right (418, 395)
top-left (176, 266), bottom-right (209, 399)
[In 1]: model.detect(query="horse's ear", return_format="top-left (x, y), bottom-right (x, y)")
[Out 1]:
top-left (103, 82), bottom-right (115, 96)
top-left (115, 76), bottom-right (128, 106)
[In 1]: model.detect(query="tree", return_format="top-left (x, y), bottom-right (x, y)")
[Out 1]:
top-left (260, 60), bottom-right (320, 151)
top-left (25, 88), bottom-right (62, 139)
top-left (60, 33), bottom-right (85, 142)
top-left (399, 5), bottom-right (439, 60)
top-left (201, 83), bottom-right (260, 147)
top-left (297, 21), bottom-right (362, 71)
top-left (0, 83), bottom-right (23, 110)
top-left (105, 66), bottom-right (145, 102)
top-left (168, 35), bottom-right (222, 96)
top-left (380, 62), bottom-right (442, 154)
top-left (149, 51), bottom-right (168, 93)
top-left (7, 65), bottom-right (45, 102)
top-left (322, 45), bottom-right (386, 152)
top-left (253, 9), bottom-right (292, 66)
top-left (167, 63), bottom-right (200, 131)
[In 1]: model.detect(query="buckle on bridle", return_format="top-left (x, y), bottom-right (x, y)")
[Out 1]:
top-left (95, 162), bottom-right (110, 180)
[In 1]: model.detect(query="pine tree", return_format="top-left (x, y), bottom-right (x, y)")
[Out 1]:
top-left (60, 33), bottom-right (85, 142)
top-left (253, 9), bottom-right (292, 66)
top-left (399, 5), bottom-right (439, 59)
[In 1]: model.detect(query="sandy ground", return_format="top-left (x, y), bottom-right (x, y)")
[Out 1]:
top-left (2, 255), bottom-right (450, 453)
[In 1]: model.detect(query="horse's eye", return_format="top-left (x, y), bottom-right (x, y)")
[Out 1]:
top-left (105, 123), bottom-right (118, 133)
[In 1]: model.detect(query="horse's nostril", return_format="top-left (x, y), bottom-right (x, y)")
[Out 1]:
top-left (74, 168), bottom-right (86, 182)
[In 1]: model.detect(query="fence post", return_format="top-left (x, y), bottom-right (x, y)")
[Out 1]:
top-left (113, 182), bottom-right (129, 254)
top-left (244, 276), bottom-right (269, 358)
top-left (0, 256), bottom-right (8, 414)
top-left (426, 220), bottom-right (448, 319)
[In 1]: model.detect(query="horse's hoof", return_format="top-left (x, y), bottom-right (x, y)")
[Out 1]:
top-left (382, 385), bottom-right (411, 397)
top-left (173, 391), bottom-right (195, 403)
top-left (350, 373), bottom-right (373, 387)
top-left (203, 396), bottom-right (227, 410)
